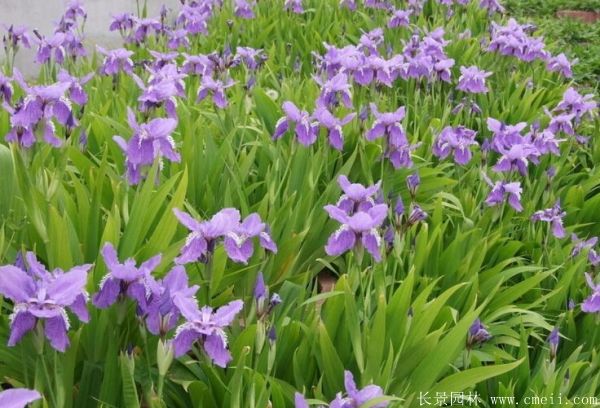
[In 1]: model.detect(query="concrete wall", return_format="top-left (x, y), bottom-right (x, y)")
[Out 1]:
top-left (0, 0), bottom-right (181, 76)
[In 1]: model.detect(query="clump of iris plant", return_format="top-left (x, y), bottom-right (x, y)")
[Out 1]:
top-left (0, 252), bottom-right (92, 352)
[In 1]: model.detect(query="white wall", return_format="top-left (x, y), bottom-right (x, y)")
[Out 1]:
top-left (0, 0), bottom-right (181, 76)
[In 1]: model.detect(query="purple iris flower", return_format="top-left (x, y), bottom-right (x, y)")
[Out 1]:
top-left (0, 253), bottom-right (92, 352)
top-left (97, 47), bottom-right (134, 76)
top-left (131, 18), bottom-right (162, 44)
top-left (335, 175), bottom-right (381, 214)
top-left (63, 0), bottom-right (86, 22)
top-left (548, 327), bottom-right (560, 360)
top-left (488, 19), bottom-right (549, 62)
top-left (109, 13), bottom-right (136, 33)
top-left (530, 129), bottom-right (565, 156)
top-left (324, 203), bottom-right (388, 261)
top-left (407, 172), bottom-right (420, 197)
top-left (314, 72), bottom-right (353, 109)
top-left (176, 4), bottom-right (211, 36)
top-left (235, 0), bottom-right (256, 19)
top-left (484, 178), bottom-right (523, 212)
top-left (582, 273), bottom-right (600, 313)
top-left (284, 0), bottom-right (304, 14)
top-left (35, 32), bottom-right (66, 65)
top-left (6, 71), bottom-right (75, 147)
top-left (134, 64), bottom-right (186, 118)
top-left (167, 29), bottom-right (191, 50)
top-left (223, 213), bottom-right (278, 264)
top-left (57, 69), bottom-right (93, 106)
top-left (93, 243), bottom-right (161, 310)
top-left (571, 234), bottom-right (598, 257)
top-left (367, 104), bottom-right (418, 169)
top-left (182, 53), bottom-right (215, 76)
top-left (3, 25), bottom-right (32, 51)
top-left (339, 0), bottom-right (357, 10)
top-left (148, 51), bottom-right (180, 71)
top-left (197, 76), bottom-right (235, 109)
top-left (492, 142), bottom-right (540, 176)
top-left (312, 105), bottom-right (355, 150)
top-left (388, 9), bottom-right (411, 28)
top-left (467, 318), bottom-right (491, 348)
top-left (457, 66), bottom-right (492, 94)
top-left (0, 73), bottom-right (14, 104)
top-left (364, 0), bottom-right (391, 10)
top-left (358, 28), bottom-right (385, 56)
top-left (546, 53), bottom-right (575, 78)
top-left (145, 266), bottom-right (199, 337)
top-left (254, 272), bottom-right (266, 301)
top-left (273, 101), bottom-right (318, 146)
top-left (173, 208), bottom-right (276, 265)
top-left (486, 118), bottom-right (528, 152)
top-left (432, 126), bottom-right (478, 165)
top-left (407, 204), bottom-right (428, 226)
top-left (112, 109), bottom-right (180, 185)
top-left (531, 201), bottom-right (567, 238)
top-left (294, 371), bottom-right (388, 408)
top-left (555, 88), bottom-right (596, 123)
top-left (171, 297), bottom-right (244, 367)
top-left (0, 388), bottom-right (41, 408)
top-left (480, 0), bottom-right (504, 14)
top-left (235, 47), bottom-right (266, 71)
top-left (545, 109), bottom-right (576, 136)
top-left (366, 104), bottom-right (406, 143)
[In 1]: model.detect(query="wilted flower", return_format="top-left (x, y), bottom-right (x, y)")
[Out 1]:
top-left (171, 297), bottom-right (243, 366)
top-left (273, 101), bottom-right (318, 146)
top-left (112, 109), bottom-right (180, 185)
top-left (0, 388), bottom-right (42, 408)
top-left (324, 203), bottom-right (388, 261)
top-left (582, 273), bottom-right (600, 313)
top-left (0, 253), bottom-right (92, 352)
top-left (467, 318), bottom-right (491, 348)
top-left (173, 208), bottom-right (277, 265)
top-left (531, 201), bottom-right (566, 238)
top-left (93, 243), bottom-right (161, 310)
top-left (433, 126), bottom-right (478, 165)
top-left (457, 66), bottom-right (492, 94)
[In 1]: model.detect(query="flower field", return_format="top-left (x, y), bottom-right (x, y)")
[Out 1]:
top-left (0, 0), bottom-right (598, 407)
